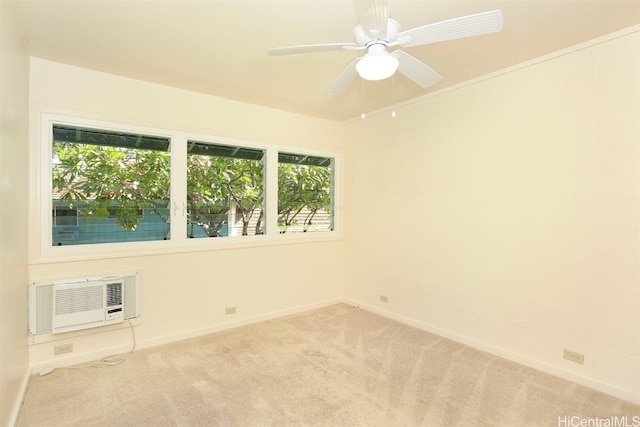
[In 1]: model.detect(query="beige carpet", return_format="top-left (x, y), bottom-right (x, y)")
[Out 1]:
top-left (17, 304), bottom-right (640, 426)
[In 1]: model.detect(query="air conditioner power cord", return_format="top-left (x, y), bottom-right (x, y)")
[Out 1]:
top-left (38, 319), bottom-right (136, 376)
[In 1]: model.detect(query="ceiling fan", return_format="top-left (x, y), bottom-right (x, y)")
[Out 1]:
top-left (267, 0), bottom-right (503, 94)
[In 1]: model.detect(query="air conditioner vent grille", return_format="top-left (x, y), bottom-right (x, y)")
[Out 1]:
top-left (55, 285), bottom-right (103, 315)
top-left (106, 282), bottom-right (122, 307)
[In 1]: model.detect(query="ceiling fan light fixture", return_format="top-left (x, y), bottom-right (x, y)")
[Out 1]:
top-left (356, 50), bottom-right (399, 81)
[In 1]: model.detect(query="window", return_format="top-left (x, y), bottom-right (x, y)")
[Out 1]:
top-left (186, 141), bottom-right (265, 238)
top-left (278, 152), bottom-right (334, 233)
top-left (41, 115), bottom-right (338, 255)
top-left (51, 125), bottom-right (171, 246)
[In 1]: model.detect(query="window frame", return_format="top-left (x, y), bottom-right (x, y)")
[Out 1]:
top-left (32, 112), bottom-right (340, 262)
top-left (186, 139), bottom-right (267, 239)
top-left (50, 123), bottom-right (171, 246)
top-left (277, 151), bottom-right (335, 234)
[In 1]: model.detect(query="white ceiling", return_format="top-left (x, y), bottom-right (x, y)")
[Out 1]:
top-left (11, 0), bottom-right (640, 122)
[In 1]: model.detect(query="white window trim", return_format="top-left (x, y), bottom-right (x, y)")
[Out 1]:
top-left (30, 111), bottom-right (341, 264)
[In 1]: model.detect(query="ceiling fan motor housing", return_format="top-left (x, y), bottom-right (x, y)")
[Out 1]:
top-left (353, 18), bottom-right (401, 47)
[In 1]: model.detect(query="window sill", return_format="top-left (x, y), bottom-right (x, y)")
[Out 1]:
top-left (31, 231), bottom-right (343, 264)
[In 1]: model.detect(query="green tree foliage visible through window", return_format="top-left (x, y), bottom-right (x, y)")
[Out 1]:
top-left (52, 126), bottom-right (171, 245)
top-left (187, 142), bottom-right (264, 238)
top-left (278, 153), bottom-right (334, 233)
top-left (50, 124), bottom-right (335, 247)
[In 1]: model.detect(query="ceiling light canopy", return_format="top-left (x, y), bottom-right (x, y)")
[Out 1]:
top-left (355, 44), bottom-right (399, 81)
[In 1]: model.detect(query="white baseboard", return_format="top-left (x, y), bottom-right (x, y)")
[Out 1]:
top-left (30, 297), bottom-right (343, 374)
top-left (343, 298), bottom-right (640, 405)
top-left (30, 298), bottom-right (342, 374)
top-left (136, 297), bottom-right (344, 352)
top-left (29, 318), bottom-right (140, 374)
top-left (9, 368), bottom-right (31, 427)
top-left (29, 340), bottom-right (137, 375)
top-left (28, 296), bottom-right (636, 405)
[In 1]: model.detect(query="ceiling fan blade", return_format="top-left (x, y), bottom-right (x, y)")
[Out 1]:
top-left (267, 42), bottom-right (358, 56)
top-left (398, 10), bottom-right (503, 47)
top-left (327, 57), bottom-right (360, 95)
top-left (393, 50), bottom-right (442, 88)
top-left (354, 0), bottom-right (388, 39)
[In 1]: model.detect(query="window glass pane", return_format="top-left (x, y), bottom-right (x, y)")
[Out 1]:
top-left (278, 152), bottom-right (334, 233)
top-left (187, 141), bottom-right (265, 238)
top-left (52, 125), bottom-right (171, 246)
top-left (53, 206), bottom-right (78, 227)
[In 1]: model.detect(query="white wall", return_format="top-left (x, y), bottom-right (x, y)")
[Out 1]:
top-left (0, 1), bottom-right (30, 425)
top-left (28, 59), bottom-right (345, 370)
top-left (343, 28), bottom-right (640, 403)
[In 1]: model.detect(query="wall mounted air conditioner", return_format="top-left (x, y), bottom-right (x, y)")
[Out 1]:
top-left (29, 273), bottom-right (140, 335)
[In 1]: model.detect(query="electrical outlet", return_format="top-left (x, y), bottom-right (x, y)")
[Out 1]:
top-left (563, 349), bottom-right (584, 365)
top-left (380, 295), bottom-right (389, 303)
top-left (225, 306), bottom-right (236, 315)
top-left (54, 343), bottom-right (73, 355)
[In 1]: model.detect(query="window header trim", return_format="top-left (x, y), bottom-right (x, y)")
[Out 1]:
top-left (188, 140), bottom-right (264, 161)
top-left (53, 125), bottom-right (171, 152)
top-left (278, 152), bottom-right (333, 167)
